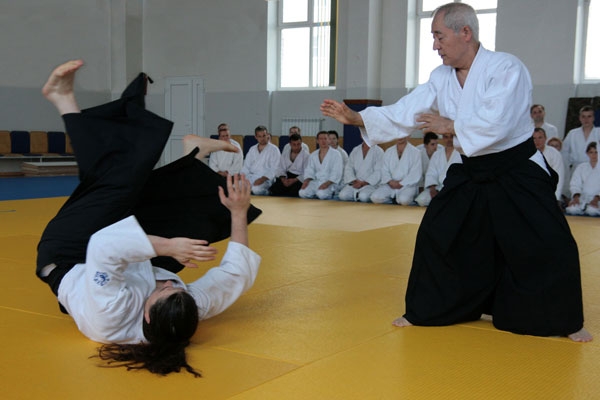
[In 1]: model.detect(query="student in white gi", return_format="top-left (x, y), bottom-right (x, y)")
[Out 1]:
top-left (416, 131), bottom-right (443, 189)
top-left (370, 137), bottom-right (422, 205)
top-left (328, 130), bottom-right (349, 166)
top-left (36, 60), bottom-right (263, 377)
top-left (562, 106), bottom-right (600, 172)
top-left (566, 142), bottom-right (600, 216)
top-left (338, 139), bottom-right (384, 202)
top-left (209, 123), bottom-right (243, 177)
top-left (241, 125), bottom-right (281, 195)
top-left (281, 126), bottom-right (310, 157)
top-left (269, 133), bottom-right (310, 197)
top-left (532, 127), bottom-right (565, 201)
top-left (415, 133), bottom-right (462, 207)
top-left (299, 131), bottom-right (343, 199)
top-left (531, 104), bottom-right (560, 141)
top-left (321, 3), bottom-right (591, 341)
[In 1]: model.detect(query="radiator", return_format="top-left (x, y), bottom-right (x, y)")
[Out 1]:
top-left (281, 117), bottom-right (324, 137)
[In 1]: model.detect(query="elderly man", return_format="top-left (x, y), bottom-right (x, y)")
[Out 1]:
top-left (321, 2), bottom-right (590, 341)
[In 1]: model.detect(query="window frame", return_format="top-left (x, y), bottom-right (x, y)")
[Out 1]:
top-left (276, 0), bottom-right (337, 90)
top-left (577, 0), bottom-right (600, 83)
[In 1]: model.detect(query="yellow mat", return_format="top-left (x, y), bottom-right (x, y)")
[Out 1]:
top-left (1, 197), bottom-right (598, 399)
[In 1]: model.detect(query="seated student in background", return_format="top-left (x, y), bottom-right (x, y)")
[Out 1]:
top-left (338, 139), bottom-right (384, 202)
top-left (240, 125), bottom-right (281, 195)
top-left (299, 131), bottom-right (343, 200)
top-left (269, 133), bottom-right (310, 197)
top-left (547, 137), bottom-right (563, 151)
top-left (563, 106), bottom-right (600, 173)
top-left (416, 131), bottom-right (443, 190)
top-left (281, 126), bottom-right (310, 157)
top-left (415, 133), bottom-right (461, 207)
top-left (532, 127), bottom-right (566, 202)
top-left (530, 104), bottom-right (560, 140)
top-left (327, 130), bottom-right (349, 167)
top-left (566, 142), bottom-right (600, 216)
top-left (370, 137), bottom-right (422, 205)
top-left (209, 123), bottom-right (243, 177)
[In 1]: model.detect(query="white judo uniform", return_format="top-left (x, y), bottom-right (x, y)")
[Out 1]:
top-left (542, 145), bottom-right (565, 200)
top-left (58, 216), bottom-right (261, 344)
top-left (240, 142), bottom-right (281, 195)
top-left (562, 127), bottom-right (600, 169)
top-left (415, 148), bottom-right (462, 207)
top-left (566, 162), bottom-right (600, 216)
top-left (338, 144), bottom-right (384, 202)
top-left (370, 143), bottom-right (422, 205)
top-left (541, 122), bottom-right (560, 141)
top-left (208, 138), bottom-right (243, 175)
top-left (299, 147), bottom-right (344, 199)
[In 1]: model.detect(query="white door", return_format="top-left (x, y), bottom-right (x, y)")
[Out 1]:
top-left (162, 77), bottom-right (205, 164)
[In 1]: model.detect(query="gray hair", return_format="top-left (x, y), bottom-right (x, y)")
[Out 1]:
top-left (433, 3), bottom-right (479, 43)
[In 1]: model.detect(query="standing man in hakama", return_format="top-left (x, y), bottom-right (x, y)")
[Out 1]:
top-left (321, 2), bottom-right (591, 341)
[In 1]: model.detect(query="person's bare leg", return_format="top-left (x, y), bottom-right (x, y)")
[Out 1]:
top-left (392, 316), bottom-right (413, 327)
top-left (568, 327), bottom-right (593, 342)
top-left (42, 60), bottom-right (84, 115)
top-left (182, 134), bottom-right (239, 160)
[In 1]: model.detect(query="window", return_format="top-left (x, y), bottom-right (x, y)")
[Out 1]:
top-left (278, 0), bottom-right (337, 88)
top-left (415, 0), bottom-right (497, 85)
top-left (581, 0), bottom-right (600, 80)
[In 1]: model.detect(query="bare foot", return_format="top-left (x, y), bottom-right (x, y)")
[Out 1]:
top-left (42, 60), bottom-right (84, 115)
top-left (481, 314), bottom-right (493, 322)
top-left (392, 316), bottom-right (413, 327)
top-left (568, 327), bottom-right (593, 342)
top-left (183, 134), bottom-right (239, 159)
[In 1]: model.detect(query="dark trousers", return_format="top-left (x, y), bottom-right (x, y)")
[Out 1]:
top-left (37, 78), bottom-right (261, 297)
top-left (269, 173), bottom-right (302, 197)
top-left (404, 138), bottom-right (584, 337)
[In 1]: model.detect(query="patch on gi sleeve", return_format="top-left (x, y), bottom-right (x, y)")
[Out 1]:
top-left (94, 271), bottom-right (110, 286)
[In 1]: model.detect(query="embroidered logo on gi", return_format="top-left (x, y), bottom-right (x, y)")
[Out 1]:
top-left (94, 271), bottom-right (110, 286)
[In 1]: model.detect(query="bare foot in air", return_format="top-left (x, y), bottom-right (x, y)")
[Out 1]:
top-left (42, 59), bottom-right (84, 115)
top-left (183, 134), bottom-right (240, 159)
top-left (392, 316), bottom-right (413, 327)
top-left (568, 327), bottom-right (593, 342)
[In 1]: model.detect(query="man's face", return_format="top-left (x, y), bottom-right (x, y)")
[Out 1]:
top-left (396, 137), bottom-right (408, 152)
top-left (289, 127), bottom-right (300, 136)
top-left (218, 129), bottom-right (231, 141)
top-left (442, 134), bottom-right (454, 147)
top-left (532, 131), bottom-right (546, 151)
top-left (328, 134), bottom-right (338, 148)
top-left (425, 139), bottom-right (438, 156)
top-left (255, 130), bottom-right (269, 146)
top-left (290, 139), bottom-right (302, 154)
top-left (579, 111), bottom-right (595, 128)
top-left (317, 133), bottom-right (329, 148)
top-left (431, 12), bottom-right (470, 68)
top-left (530, 106), bottom-right (545, 123)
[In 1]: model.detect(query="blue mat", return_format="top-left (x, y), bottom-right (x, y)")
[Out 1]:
top-left (0, 176), bottom-right (79, 201)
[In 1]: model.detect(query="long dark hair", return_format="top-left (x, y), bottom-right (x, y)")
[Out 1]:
top-left (96, 291), bottom-right (201, 377)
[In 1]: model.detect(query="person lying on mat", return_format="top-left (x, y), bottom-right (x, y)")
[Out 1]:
top-left (36, 60), bottom-right (262, 377)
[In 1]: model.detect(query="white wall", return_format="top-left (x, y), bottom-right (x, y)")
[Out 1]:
top-left (0, 0), bottom-right (596, 138)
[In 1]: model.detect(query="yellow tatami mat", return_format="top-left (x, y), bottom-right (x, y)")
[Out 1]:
top-left (1, 196), bottom-right (599, 399)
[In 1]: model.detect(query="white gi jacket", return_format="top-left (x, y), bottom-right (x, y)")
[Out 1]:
top-left (343, 144), bottom-right (384, 186)
top-left (208, 139), bottom-right (243, 174)
top-left (380, 143), bottom-right (422, 188)
top-left (304, 147), bottom-right (344, 185)
top-left (570, 162), bottom-right (600, 203)
top-left (57, 216), bottom-right (260, 344)
top-left (424, 148), bottom-right (463, 190)
top-left (275, 147), bottom-right (310, 181)
top-left (241, 143), bottom-right (281, 183)
top-left (562, 127), bottom-right (600, 168)
top-left (359, 46), bottom-right (534, 158)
